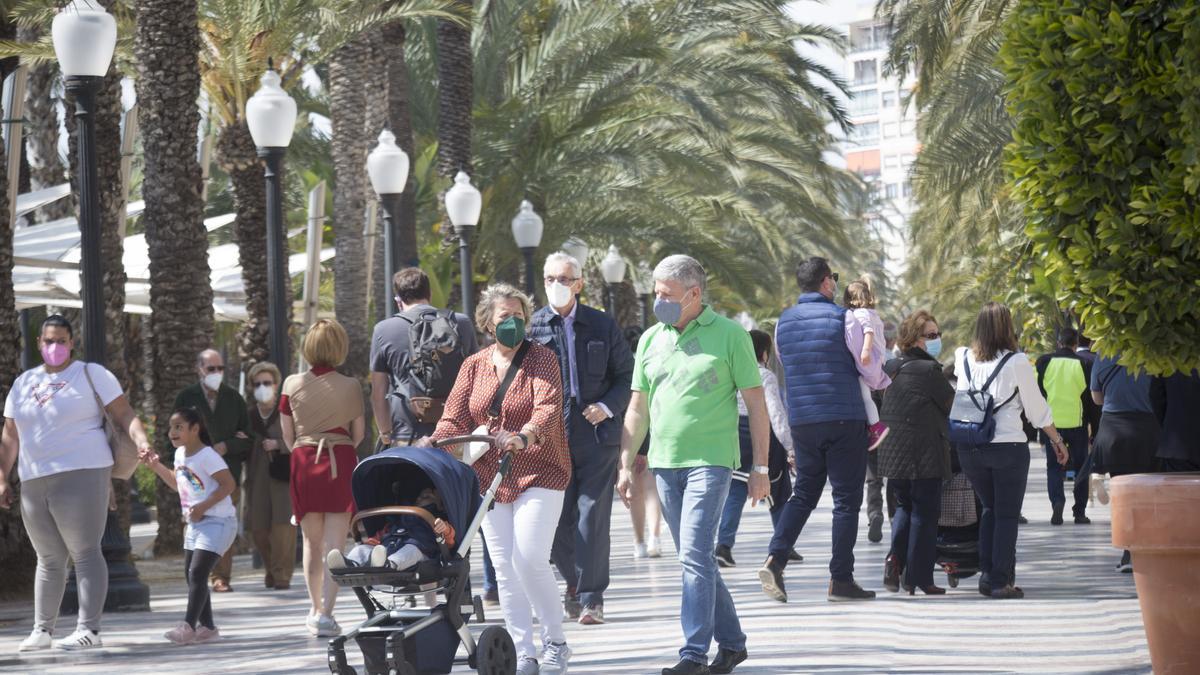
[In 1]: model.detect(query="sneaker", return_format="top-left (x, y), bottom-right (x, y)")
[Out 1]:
top-left (646, 536), bottom-right (662, 558)
top-left (1074, 514), bottom-right (1091, 524)
top-left (1117, 550), bottom-right (1133, 574)
top-left (19, 628), bottom-right (51, 652)
top-left (55, 629), bottom-right (102, 650)
top-left (1094, 474), bottom-right (1110, 505)
top-left (989, 584), bottom-right (1025, 599)
top-left (541, 640), bottom-right (572, 674)
top-left (714, 544), bottom-right (735, 568)
top-left (305, 612), bottom-right (321, 635)
top-left (562, 588), bottom-right (582, 620)
top-left (867, 422), bottom-right (889, 451)
top-left (828, 578), bottom-right (875, 602)
top-left (326, 549), bottom-right (349, 570)
top-left (163, 622), bottom-right (196, 645)
top-left (1051, 503), bottom-right (1064, 525)
top-left (315, 614), bottom-right (341, 637)
top-left (579, 605), bottom-right (604, 625)
top-left (757, 556), bottom-right (787, 603)
top-left (516, 656), bottom-right (540, 675)
top-left (369, 544), bottom-right (389, 568)
top-left (193, 625), bottom-right (220, 644)
top-left (867, 515), bottom-right (883, 543)
top-left (633, 542), bottom-right (648, 559)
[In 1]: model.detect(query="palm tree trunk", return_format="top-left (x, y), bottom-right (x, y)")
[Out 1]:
top-left (19, 28), bottom-right (72, 223)
top-left (382, 19), bottom-right (419, 270)
top-left (216, 121), bottom-right (271, 373)
top-left (436, 1), bottom-right (474, 178)
top-left (135, 0), bottom-right (212, 555)
top-left (0, 20), bottom-right (33, 594)
top-left (329, 34), bottom-right (374, 379)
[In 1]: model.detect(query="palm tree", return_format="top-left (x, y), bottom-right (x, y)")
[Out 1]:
top-left (18, 26), bottom-right (71, 222)
top-left (382, 16), bottom-right (420, 271)
top-left (135, 0), bottom-right (213, 553)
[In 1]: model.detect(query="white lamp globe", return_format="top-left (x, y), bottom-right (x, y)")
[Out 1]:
top-left (600, 245), bottom-right (627, 284)
top-left (511, 200), bottom-right (544, 249)
top-left (444, 171), bottom-right (482, 228)
top-left (52, 0), bottom-right (117, 78)
top-left (367, 130), bottom-right (410, 196)
top-left (246, 68), bottom-right (298, 149)
top-left (562, 238), bottom-right (590, 267)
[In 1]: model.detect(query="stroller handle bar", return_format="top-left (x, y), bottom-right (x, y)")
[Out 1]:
top-left (351, 506), bottom-right (441, 538)
top-left (432, 435), bottom-right (496, 447)
top-left (427, 434), bottom-right (516, 558)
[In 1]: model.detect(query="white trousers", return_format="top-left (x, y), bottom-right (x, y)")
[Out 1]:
top-left (482, 487), bottom-right (566, 659)
top-left (860, 378), bottom-right (880, 425)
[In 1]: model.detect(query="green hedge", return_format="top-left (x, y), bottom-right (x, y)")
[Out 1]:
top-left (1001, 0), bottom-right (1200, 374)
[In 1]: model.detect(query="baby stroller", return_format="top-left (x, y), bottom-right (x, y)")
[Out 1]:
top-left (936, 470), bottom-right (981, 588)
top-left (328, 436), bottom-right (517, 675)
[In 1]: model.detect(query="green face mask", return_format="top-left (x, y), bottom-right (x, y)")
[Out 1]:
top-left (494, 316), bottom-right (526, 348)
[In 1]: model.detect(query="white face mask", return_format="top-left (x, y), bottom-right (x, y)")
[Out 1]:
top-left (203, 372), bottom-right (224, 391)
top-left (253, 384), bottom-right (276, 404)
top-left (546, 281), bottom-right (574, 309)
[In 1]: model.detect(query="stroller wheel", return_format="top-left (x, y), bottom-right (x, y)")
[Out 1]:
top-left (948, 575), bottom-right (959, 588)
top-left (474, 625), bottom-right (517, 675)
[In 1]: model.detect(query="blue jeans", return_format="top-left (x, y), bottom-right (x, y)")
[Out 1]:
top-left (769, 420), bottom-right (868, 581)
top-left (887, 478), bottom-right (942, 587)
top-left (655, 466), bottom-right (746, 665)
top-left (957, 443), bottom-right (1029, 589)
top-left (1042, 426), bottom-right (1089, 516)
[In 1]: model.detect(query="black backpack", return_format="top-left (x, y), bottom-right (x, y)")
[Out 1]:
top-left (396, 307), bottom-right (464, 424)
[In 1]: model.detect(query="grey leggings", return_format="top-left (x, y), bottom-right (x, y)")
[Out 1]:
top-left (20, 467), bottom-right (111, 634)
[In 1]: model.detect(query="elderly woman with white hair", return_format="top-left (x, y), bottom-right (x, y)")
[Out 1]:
top-left (419, 283), bottom-right (572, 675)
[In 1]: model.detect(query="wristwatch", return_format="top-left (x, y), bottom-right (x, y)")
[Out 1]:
top-left (516, 433), bottom-right (530, 449)
top-left (751, 465), bottom-right (770, 475)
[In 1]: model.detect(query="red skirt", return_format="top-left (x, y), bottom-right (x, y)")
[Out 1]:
top-left (290, 443), bottom-right (357, 521)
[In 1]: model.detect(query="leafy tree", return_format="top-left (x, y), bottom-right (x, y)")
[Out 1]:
top-left (1001, 0), bottom-right (1200, 374)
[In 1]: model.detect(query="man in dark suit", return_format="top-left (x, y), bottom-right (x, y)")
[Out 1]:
top-left (529, 251), bottom-right (634, 626)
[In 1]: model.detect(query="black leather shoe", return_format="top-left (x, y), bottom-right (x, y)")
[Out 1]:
top-left (757, 556), bottom-right (787, 603)
top-left (828, 578), bottom-right (876, 601)
top-left (709, 648), bottom-right (747, 674)
top-left (715, 544), bottom-right (736, 568)
top-left (787, 548), bottom-right (804, 562)
top-left (1051, 503), bottom-right (1064, 525)
top-left (663, 659), bottom-right (711, 675)
top-left (1074, 514), bottom-right (1091, 524)
top-left (868, 516), bottom-right (883, 543)
top-left (978, 580), bottom-right (992, 597)
top-left (883, 554), bottom-right (902, 593)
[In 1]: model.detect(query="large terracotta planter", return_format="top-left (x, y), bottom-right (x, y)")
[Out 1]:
top-left (1110, 473), bottom-right (1200, 674)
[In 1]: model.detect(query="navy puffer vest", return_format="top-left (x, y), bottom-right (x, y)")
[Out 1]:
top-left (776, 292), bottom-right (866, 426)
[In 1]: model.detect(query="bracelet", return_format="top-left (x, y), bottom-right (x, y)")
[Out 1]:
top-left (516, 433), bottom-right (530, 448)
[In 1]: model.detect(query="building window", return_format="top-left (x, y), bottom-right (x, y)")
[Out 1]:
top-left (883, 122), bottom-right (899, 138)
top-left (902, 181), bottom-right (913, 198)
top-left (850, 23), bottom-right (891, 53)
top-left (850, 121), bottom-right (879, 143)
top-left (848, 90), bottom-right (878, 117)
top-left (881, 91), bottom-right (897, 109)
top-left (885, 183), bottom-right (899, 199)
top-left (853, 60), bottom-right (878, 87)
top-left (884, 155), bottom-right (901, 170)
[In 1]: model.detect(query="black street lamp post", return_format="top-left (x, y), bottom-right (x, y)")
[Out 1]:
top-left (66, 75), bottom-right (105, 363)
top-left (246, 63), bottom-right (298, 368)
top-left (445, 172), bottom-right (482, 320)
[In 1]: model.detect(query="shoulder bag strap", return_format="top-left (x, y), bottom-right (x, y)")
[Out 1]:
top-left (980, 351), bottom-right (1017, 394)
top-left (81, 363), bottom-right (106, 416)
top-left (489, 341), bottom-right (531, 419)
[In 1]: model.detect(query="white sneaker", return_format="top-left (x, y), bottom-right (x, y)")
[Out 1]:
top-left (633, 542), bottom-right (648, 559)
top-left (541, 640), bottom-right (572, 675)
top-left (19, 628), bottom-right (51, 651)
top-left (516, 655), bottom-right (540, 675)
top-left (326, 549), bottom-right (348, 570)
top-left (54, 629), bottom-right (102, 651)
top-left (305, 612), bottom-right (321, 636)
top-left (370, 544), bottom-right (389, 568)
top-left (315, 614), bottom-right (341, 637)
top-left (1093, 474), bottom-right (1110, 505)
top-left (646, 536), bottom-right (662, 558)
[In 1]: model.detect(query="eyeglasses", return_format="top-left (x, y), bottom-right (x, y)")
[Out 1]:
top-left (252, 380), bottom-right (275, 388)
top-left (544, 276), bottom-right (579, 285)
top-left (829, 272), bottom-right (840, 282)
top-left (203, 365), bottom-right (225, 373)
top-left (923, 332), bottom-right (941, 340)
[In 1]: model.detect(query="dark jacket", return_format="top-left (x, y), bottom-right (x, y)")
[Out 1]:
top-left (776, 292), bottom-right (864, 426)
top-left (1074, 347), bottom-right (1102, 433)
top-left (876, 348), bottom-right (955, 480)
top-left (528, 301), bottom-right (635, 447)
top-left (174, 382), bottom-right (252, 483)
top-left (1150, 370), bottom-right (1200, 463)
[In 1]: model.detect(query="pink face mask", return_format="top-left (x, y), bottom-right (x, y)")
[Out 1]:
top-left (40, 342), bottom-right (70, 367)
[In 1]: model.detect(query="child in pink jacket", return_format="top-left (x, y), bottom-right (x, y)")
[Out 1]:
top-left (844, 278), bottom-right (891, 449)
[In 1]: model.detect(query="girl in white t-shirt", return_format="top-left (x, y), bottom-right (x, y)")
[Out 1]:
top-left (140, 408), bottom-right (236, 645)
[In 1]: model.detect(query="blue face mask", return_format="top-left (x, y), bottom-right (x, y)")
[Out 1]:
top-left (653, 296), bottom-right (682, 326)
top-left (925, 337), bottom-right (943, 358)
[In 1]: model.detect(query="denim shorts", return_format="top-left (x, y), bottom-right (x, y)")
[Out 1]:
top-left (184, 515), bottom-right (239, 555)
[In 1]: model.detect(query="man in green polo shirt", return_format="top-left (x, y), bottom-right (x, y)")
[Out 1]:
top-left (616, 254), bottom-right (770, 675)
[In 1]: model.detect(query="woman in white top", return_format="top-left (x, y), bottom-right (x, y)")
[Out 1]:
top-left (716, 329), bottom-right (799, 567)
top-left (0, 315), bottom-right (153, 651)
top-left (954, 303), bottom-right (1067, 599)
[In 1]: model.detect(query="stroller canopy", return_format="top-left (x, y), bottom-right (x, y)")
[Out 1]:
top-left (352, 446), bottom-right (482, 544)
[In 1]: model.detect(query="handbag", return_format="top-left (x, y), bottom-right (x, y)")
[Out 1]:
top-left (947, 351), bottom-right (1018, 447)
top-left (268, 446), bottom-right (291, 481)
top-left (82, 363), bottom-right (139, 480)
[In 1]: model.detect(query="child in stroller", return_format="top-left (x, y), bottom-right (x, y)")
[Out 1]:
top-left (327, 485), bottom-right (456, 572)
